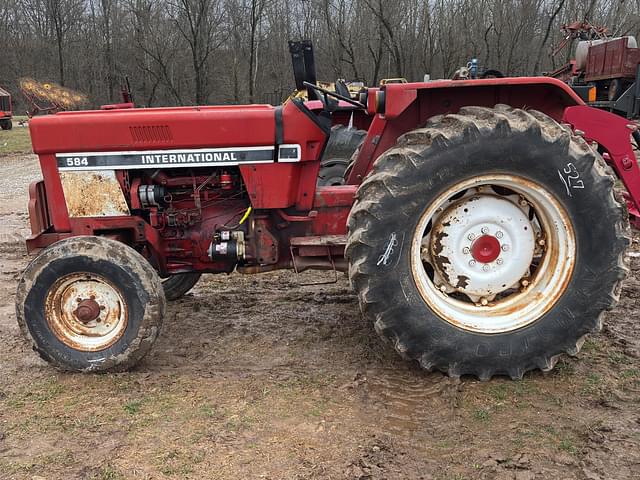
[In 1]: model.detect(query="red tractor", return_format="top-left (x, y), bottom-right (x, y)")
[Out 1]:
top-left (0, 86), bottom-right (12, 130)
top-left (15, 72), bottom-right (640, 380)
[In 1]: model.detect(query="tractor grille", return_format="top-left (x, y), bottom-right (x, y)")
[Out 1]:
top-left (129, 125), bottom-right (172, 143)
top-left (0, 96), bottom-right (9, 112)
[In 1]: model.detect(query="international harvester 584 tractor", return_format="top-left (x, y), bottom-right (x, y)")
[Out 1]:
top-left (15, 72), bottom-right (640, 380)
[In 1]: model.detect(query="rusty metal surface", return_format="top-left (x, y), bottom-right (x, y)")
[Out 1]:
top-left (290, 234), bottom-right (347, 246)
top-left (45, 272), bottom-right (128, 352)
top-left (429, 194), bottom-right (536, 300)
top-left (411, 174), bottom-right (576, 333)
top-left (60, 170), bottom-right (129, 217)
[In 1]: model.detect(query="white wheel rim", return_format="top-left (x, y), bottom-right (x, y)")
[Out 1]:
top-left (45, 273), bottom-right (128, 351)
top-left (411, 174), bottom-right (575, 333)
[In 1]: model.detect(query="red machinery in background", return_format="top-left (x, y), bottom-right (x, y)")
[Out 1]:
top-left (19, 78), bottom-right (87, 118)
top-left (549, 21), bottom-right (640, 119)
top-left (0, 86), bottom-right (12, 130)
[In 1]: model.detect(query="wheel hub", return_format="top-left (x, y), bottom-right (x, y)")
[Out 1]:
top-left (45, 273), bottom-right (128, 351)
top-left (74, 298), bottom-right (101, 323)
top-left (471, 235), bottom-right (501, 263)
top-left (429, 194), bottom-right (535, 299)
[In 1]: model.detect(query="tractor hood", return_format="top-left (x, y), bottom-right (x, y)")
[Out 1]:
top-left (29, 104), bottom-right (279, 155)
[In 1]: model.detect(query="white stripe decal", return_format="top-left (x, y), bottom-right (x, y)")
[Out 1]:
top-left (56, 144), bottom-right (302, 171)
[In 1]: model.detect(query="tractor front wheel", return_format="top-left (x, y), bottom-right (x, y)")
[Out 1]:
top-left (0, 119), bottom-right (12, 130)
top-left (346, 105), bottom-right (629, 379)
top-left (16, 236), bottom-right (166, 372)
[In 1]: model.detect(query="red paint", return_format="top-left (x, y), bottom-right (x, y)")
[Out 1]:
top-left (24, 77), bottom-right (640, 277)
top-left (471, 236), bottom-right (501, 263)
top-left (347, 77), bottom-right (584, 185)
top-left (562, 105), bottom-right (640, 223)
top-left (585, 37), bottom-right (640, 82)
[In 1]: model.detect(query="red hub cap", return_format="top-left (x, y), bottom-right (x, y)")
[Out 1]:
top-left (471, 235), bottom-right (501, 264)
top-left (74, 298), bottom-right (101, 323)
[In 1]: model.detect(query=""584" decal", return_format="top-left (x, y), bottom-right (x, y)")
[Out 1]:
top-left (65, 157), bottom-right (89, 167)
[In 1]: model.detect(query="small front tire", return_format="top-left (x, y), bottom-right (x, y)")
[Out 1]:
top-left (16, 236), bottom-right (166, 372)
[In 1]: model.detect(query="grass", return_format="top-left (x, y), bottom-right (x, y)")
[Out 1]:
top-left (558, 437), bottom-right (578, 455)
top-left (91, 465), bottom-right (125, 480)
top-left (0, 450), bottom-right (76, 476)
top-left (157, 448), bottom-right (206, 476)
top-left (0, 116), bottom-right (32, 155)
top-left (581, 372), bottom-right (603, 395)
top-left (123, 400), bottom-right (142, 415)
top-left (472, 408), bottom-right (490, 421)
top-left (483, 379), bottom-right (536, 407)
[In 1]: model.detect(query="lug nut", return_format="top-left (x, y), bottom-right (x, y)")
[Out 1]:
top-left (482, 264), bottom-right (490, 272)
top-left (469, 260), bottom-right (476, 267)
top-left (501, 244), bottom-right (509, 252)
top-left (496, 258), bottom-right (503, 265)
top-left (481, 227), bottom-right (489, 234)
top-left (463, 247), bottom-right (470, 254)
top-left (439, 284), bottom-right (448, 292)
top-left (538, 239), bottom-right (546, 246)
top-left (520, 199), bottom-right (528, 207)
top-left (521, 279), bottom-right (530, 287)
top-left (480, 298), bottom-right (489, 306)
top-left (467, 233), bottom-right (475, 241)
top-left (496, 231), bottom-right (503, 239)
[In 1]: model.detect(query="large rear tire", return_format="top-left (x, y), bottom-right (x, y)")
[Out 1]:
top-left (16, 236), bottom-right (166, 372)
top-left (346, 105), bottom-right (629, 379)
top-left (317, 125), bottom-right (366, 186)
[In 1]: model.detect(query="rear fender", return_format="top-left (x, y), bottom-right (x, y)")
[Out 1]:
top-left (347, 77), bottom-right (585, 184)
top-left (563, 105), bottom-right (640, 226)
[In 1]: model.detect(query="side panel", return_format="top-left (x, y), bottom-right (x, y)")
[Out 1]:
top-left (239, 101), bottom-right (328, 210)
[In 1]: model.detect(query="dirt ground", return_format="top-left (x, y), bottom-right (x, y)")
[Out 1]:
top-left (0, 154), bottom-right (639, 480)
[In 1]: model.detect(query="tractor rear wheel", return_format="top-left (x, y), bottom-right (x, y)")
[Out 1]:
top-left (16, 236), bottom-right (166, 372)
top-left (317, 125), bottom-right (366, 186)
top-left (346, 105), bottom-right (629, 379)
top-left (162, 273), bottom-right (201, 301)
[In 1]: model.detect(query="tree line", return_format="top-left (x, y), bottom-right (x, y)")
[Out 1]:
top-left (0, 0), bottom-right (638, 110)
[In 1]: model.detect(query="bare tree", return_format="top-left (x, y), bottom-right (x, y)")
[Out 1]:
top-left (168, 0), bottom-right (226, 104)
top-left (2, 0), bottom-right (639, 109)
top-left (45, 0), bottom-right (85, 85)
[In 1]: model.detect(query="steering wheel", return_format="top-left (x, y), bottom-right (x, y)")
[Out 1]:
top-left (303, 81), bottom-right (366, 110)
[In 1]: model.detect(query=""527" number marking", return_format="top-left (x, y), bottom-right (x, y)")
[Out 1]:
top-left (558, 163), bottom-right (584, 197)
